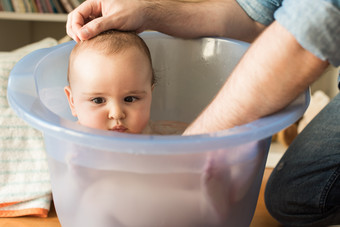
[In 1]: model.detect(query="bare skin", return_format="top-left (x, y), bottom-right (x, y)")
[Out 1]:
top-left (66, 0), bottom-right (328, 135)
top-left (183, 21), bottom-right (328, 135)
top-left (65, 1), bottom-right (331, 223)
top-left (66, 0), bottom-right (265, 43)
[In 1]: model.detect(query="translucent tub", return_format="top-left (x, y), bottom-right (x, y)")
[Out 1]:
top-left (7, 32), bottom-right (309, 227)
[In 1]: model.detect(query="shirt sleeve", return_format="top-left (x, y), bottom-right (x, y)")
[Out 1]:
top-left (236, 0), bottom-right (283, 26)
top-left (274, 0), bottom-right (340, 66)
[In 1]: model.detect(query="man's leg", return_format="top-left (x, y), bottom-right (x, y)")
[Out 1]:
top-left (265, 93), bottom-right (340, 226)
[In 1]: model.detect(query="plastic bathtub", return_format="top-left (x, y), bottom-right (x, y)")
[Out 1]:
top-left (7, 32), bottom-right (309, 227)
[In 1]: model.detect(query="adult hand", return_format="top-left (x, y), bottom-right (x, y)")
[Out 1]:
top-left (66, 0), bottom-right (148, 42)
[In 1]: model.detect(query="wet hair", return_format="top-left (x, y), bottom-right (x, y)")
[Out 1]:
top-left (68, 30), bottom-right (155, 85)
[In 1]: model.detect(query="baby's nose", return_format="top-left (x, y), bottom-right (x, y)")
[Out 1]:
top-left (108, 104), bottom-right (126, 120)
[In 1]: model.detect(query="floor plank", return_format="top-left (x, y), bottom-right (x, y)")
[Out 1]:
top-left (250, 168), bottom-right (282, 227)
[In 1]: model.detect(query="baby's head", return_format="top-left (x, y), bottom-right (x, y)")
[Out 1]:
top-left (64, 30), bottom-right (155, 134)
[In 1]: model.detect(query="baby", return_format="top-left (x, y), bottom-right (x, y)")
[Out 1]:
top-left (65, 30), bottom-right (186, 134)
top-left (65, 30), bottom-right (156, 134)
top-left (63, 30), bottom-right (252, 226)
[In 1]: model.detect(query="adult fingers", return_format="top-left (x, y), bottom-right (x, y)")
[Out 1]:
top-left (76, 16), bottom-right (114, 40)
top-left (66, 12), bottom-right (80, 42)
top-left (75, 7), bottom-right (141, 41)
top-left (66, 0), bottom-right (102, 41)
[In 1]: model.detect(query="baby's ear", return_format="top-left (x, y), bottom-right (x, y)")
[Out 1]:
top-left (64, 86), bottom-right (78, 117)
top-left (151, 84), bottom-right (155, 91)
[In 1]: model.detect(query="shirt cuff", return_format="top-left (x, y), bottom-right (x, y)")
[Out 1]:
top-left (275, 0), bottom-right (340, 66)
top-left (236, 0), bottom-right (282, 26)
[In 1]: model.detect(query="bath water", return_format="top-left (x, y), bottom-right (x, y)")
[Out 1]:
top-left (48, 142), bottom-right (266, 227)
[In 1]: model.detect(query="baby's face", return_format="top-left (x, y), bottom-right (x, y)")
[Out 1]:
top-left (65, 47), bottom-right (153, 134)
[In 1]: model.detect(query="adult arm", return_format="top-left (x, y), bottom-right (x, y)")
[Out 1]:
top-left (183, 21), bottom-right (329, 135)
top-left (66, 0), bottom-right (265, 42)
top-left (183, 0), bottom-right (340, 135)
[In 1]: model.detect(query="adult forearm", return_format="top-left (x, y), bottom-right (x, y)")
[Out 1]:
top-left (67, 0), bottom-right (264, 42)
top-left (144, 0), bottom-right (265, 42)
top-left (183, 21), bottom-right (329, 135)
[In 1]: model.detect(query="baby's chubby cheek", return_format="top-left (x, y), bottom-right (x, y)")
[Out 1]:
top-left (131, 118), bottom-right (150, 134)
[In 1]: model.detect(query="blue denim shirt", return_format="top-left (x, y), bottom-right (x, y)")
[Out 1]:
top-left (236, 0), bottom-right (340, 68)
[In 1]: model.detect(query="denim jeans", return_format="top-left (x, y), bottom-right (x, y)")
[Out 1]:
top-left (265, 92), bottom-right (340, 226)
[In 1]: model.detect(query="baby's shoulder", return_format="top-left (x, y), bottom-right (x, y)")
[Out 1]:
top-left (147, 120), bottom-right (189, 135)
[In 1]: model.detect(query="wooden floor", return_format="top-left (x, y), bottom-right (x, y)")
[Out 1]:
top-left (250, 168), bottom-right (282, 227)
top-left (0, 168), bottom-right (281, 227)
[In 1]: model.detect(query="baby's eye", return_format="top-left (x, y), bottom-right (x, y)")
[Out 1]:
top-left (124, 96), bottom-right (138, 103)
top-left (91, 97), bottom-right (105, 104)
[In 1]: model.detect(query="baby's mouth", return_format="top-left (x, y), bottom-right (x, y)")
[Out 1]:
top-left (109, 125), bottom-right (128, 133)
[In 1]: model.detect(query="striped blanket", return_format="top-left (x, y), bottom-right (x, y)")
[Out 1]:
top-left (0, 38), bottom-right (57, 217)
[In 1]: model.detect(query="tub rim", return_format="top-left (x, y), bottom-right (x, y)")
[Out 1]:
top-left (7, 32), bottom-right (310, 154)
